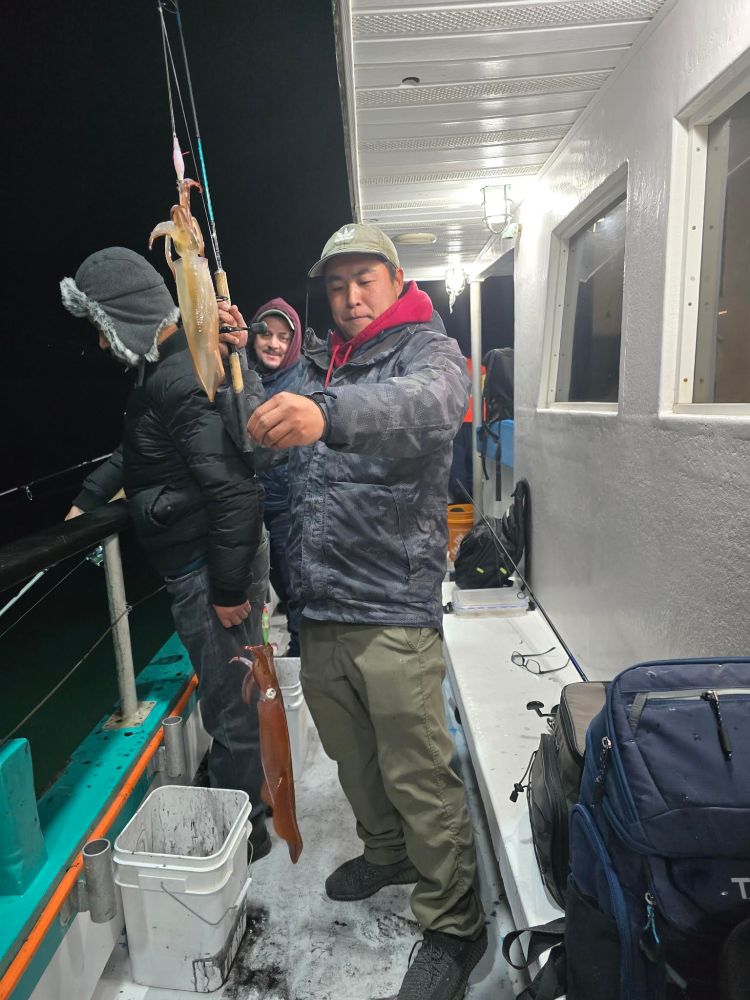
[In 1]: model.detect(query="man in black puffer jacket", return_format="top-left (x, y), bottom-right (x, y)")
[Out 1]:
top-left (61, 247), bottom-right (271, 859)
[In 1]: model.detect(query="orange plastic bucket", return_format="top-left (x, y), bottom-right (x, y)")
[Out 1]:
top-left (447, 504), bottom-right (474, 562)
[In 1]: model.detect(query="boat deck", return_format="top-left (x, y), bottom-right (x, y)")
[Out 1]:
top-left (92, 696), bottom-right (519, 1000)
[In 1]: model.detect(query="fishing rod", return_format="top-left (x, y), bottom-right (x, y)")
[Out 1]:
top-left (156, 0), bottom-right (251, 449)
top-left (456, 481), bottom-right (588, 681)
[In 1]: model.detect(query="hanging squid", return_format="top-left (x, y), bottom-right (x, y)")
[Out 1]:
top-left (233, 643), bottom-right (304, 863)
top-left (149, 171), bottom-right (224, 401)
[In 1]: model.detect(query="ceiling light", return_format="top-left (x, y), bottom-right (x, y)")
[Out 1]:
top-left (445, 264), bottom-right (467, 313)
top-left (482, 184), bottom-right (512, 235)
top-left (392, 232), bottom-right (438, 246)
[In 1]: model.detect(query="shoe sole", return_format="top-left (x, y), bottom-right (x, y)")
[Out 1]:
top-left (326, 866), bottom-right (419, 902)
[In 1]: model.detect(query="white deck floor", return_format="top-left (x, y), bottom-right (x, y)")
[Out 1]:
top-left (92, 612), bottom-right (521, 1000)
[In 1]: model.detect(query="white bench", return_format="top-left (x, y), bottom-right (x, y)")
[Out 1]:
top-left (441, 582), bottom-right (578, 980)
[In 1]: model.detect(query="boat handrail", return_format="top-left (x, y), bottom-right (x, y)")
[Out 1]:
top-left (0, 499), bottom-right (130, 593)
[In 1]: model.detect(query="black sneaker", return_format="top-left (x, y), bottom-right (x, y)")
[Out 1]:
top-left (397, 926), bottom-right (488, 1000)
top-left (325, 854), bottom-right (419, 901)
top-left (247, 822), bottom-right (272, 863)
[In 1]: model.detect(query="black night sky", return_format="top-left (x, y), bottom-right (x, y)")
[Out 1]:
top-left (2, 0), bottom-right (512, 544)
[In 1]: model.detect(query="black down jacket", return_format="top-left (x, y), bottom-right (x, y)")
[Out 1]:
top-left (78, 329), bottom-right (263, 605)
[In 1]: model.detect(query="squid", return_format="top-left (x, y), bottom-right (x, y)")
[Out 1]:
top-left (149, 177), bottom-right (224, 401)
top-left (233, 643), bottom-right (303, 863)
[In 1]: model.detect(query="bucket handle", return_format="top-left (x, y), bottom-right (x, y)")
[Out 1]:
top-left (160, 881), bottom-right (240, 928)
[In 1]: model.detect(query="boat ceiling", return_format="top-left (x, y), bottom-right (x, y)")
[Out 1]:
top-left (336, 0), bottom-right (669, 281)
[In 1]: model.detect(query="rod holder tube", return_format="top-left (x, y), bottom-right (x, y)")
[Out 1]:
top-left (102, 534), bottom-right (138, 720)
top-left (82, 838), bottom-right (117, 923)
top-left (162, 716), bottom-right (187, 780)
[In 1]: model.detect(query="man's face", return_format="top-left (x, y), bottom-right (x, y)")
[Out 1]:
top-left (324, 254), bottom-right (404, 340)
top-left (253, 315), bottom-right (293, 370)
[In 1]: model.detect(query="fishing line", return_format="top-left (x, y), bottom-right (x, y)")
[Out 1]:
top-left (173, 0), bottom-right (223, 273)
top-left (456, 482), bottom-right (587, 681)
top-left (0, 454), bottom-right (114, 501)
top-left (157, 2), bottom-right (214, 260)
top-left (0, 558), bottom-right (87, 637)
top-left (0, 583), bottom-right (166, 747)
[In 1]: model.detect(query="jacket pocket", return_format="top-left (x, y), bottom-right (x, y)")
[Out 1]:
top-left (322, 481), bottom-right (411, 602)
top-left (131, 485), bottom-right (203, 536)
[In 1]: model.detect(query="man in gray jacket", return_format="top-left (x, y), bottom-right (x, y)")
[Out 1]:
top-left (247, 223), bottom-right (486, 1000)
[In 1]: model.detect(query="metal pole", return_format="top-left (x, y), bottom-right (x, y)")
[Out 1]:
top-left (81, 839), bottom-right (117, 923)
top-left (102, 534), bottom-right (138, 720)
top-left (469, 280), bottom-right (484, 521)
top-left (162, 716), bottom-right (187, 780)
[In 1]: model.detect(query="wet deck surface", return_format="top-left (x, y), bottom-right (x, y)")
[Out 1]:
top-left (93, 613), bottom-right (520, 1000)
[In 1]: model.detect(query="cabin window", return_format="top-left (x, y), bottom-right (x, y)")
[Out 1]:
top-left (691, 90), bottom-right (750, 404)
top-left (553, 193), bottom-right (626, 404)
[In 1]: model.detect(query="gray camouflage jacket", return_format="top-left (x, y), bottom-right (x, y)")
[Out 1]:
top-left (287, 309), bottom-right (469, 628)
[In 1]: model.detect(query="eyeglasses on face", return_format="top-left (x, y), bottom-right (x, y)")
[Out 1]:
top-left (510, 647), bottom-right (570, 675)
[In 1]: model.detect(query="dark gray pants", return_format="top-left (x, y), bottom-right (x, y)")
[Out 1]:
top-left (165, 532), bottom-right (269, 822)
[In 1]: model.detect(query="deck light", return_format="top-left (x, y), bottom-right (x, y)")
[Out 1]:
top-left (445, 263), bottom-right (467, 312)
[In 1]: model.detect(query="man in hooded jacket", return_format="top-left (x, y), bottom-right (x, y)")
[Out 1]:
top-left (61, 247), bottom-right (272, 859)
top-left (244, 224), bottom-right (487, 1000)
top-left (248, 297), bottom-right (303, 657)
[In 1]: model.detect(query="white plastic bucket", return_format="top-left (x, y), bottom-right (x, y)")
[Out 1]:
top-left (274, 657), bottom-right (313, 778)
top-left (113, 785), bottom-right (250, 992)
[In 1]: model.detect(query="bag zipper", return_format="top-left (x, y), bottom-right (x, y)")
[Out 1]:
top-left (592, 736), bottom-right (612, 804)
top-left (701, 690), bottom-right (733, 760)
top-left (628, 687), bottom-right (747, 759)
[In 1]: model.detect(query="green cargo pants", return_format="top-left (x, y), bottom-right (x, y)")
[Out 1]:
top-left (299, 618), bottom-right (485, 938)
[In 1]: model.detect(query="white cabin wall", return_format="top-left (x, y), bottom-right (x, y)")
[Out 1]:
top-left (514, 0), bottom-right (750, 680)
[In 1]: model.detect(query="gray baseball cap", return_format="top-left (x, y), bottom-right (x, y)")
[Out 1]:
top-left (308, 223), bottom-right (400, 277)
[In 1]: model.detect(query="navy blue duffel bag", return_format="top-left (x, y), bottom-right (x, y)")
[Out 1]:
top-left (568, 657), bottom-right (750, 999)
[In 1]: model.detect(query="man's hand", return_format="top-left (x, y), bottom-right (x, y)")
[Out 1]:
top-left (212, 600), bottom-right (251, 628)
top-left (65, 505), bottom-right (85, 520)
top-left (217, 303), bottom-right (248, 358)
top-left (247, 392), bottom-right (325, 449)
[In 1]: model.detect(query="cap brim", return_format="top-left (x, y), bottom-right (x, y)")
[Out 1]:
top-left (308, 248), bottom-right (391, 278)
top-left (256, 308), bottom-right (295, 330)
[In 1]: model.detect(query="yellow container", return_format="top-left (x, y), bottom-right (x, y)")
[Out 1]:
top-left (447, 504), bottom-right (474, 562)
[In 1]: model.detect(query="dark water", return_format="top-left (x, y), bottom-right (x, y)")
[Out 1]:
top-left (0, 531), bottom-right (174, 795)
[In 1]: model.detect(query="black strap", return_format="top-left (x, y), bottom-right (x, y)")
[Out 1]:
top-left (517, 943), bottom-right (567, 1000)
top-left (502, 918), bottom-right (566, 971)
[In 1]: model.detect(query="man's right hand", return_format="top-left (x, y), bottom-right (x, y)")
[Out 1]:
top-left (212, 600), bottom-right (251, 628)
top-left (247, 392), bottom-right (325, 448)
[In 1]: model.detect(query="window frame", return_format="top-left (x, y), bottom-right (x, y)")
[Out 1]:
top-left (541, 165), bottom-right (629, 413)
top-left (675, 72), bottom-right (750, 414)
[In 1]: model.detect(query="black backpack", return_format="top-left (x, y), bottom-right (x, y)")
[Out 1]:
top-left (511, 682), bottom-right (608, 909)
top-left (476, 348), bottom-right (514, 494)
top-left (454, 479), bottom-right (530, 589)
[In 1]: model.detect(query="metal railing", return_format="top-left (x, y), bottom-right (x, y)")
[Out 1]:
top-left (0, 500), bottom-right (141, 724)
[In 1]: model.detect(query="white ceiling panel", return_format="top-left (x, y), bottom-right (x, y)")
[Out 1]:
top-left (358, 107), bottom-right (583, 138)
top-left (354, 24), bottom-right (648, 64)
top-left (358, 91), bottom-right (597, 127)
top-left (355, 46), bottom-right (627, 86)
top-left (335, 0), bottom-right (670, 280)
